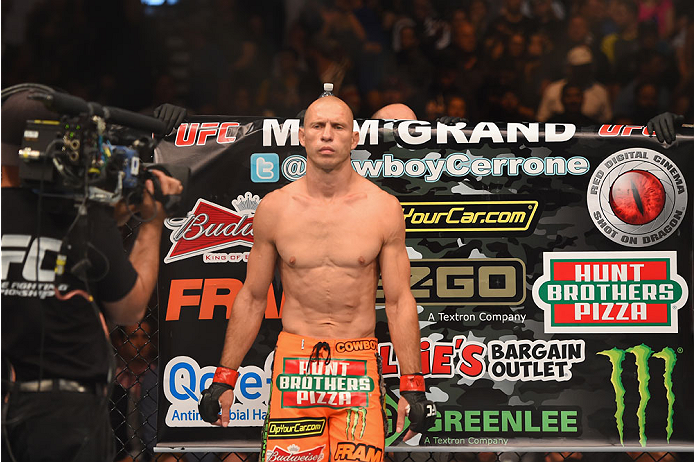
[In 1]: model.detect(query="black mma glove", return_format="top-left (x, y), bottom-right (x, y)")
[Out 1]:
top-left (646, 112), bottom-right (684, 144)
top-left (436, 116), bottom-right (468, 125)
top-left (153, 103), bottom-right (188, 135)
top-left (400, 374), bottom-right (437, 433)
top-left (198, 366), bottom-right (238, 424)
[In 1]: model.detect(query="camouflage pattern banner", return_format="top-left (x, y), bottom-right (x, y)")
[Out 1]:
top-left (154, 117), bottom-right (694, 452)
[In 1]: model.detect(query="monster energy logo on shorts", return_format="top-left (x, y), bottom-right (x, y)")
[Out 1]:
top-left (598, 344), bottom-right (676, 447)
top-left (346, 407), bottom-right (367, 440)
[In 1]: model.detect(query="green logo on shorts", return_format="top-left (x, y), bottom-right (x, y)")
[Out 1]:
top-left (346, 407), bottom-right (367, 440)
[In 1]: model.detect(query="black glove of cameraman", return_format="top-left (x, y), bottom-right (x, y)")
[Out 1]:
top-left (399, 374), bottom-right (437, 435)
top-left (153, 103), bottom-right (188, 135)
top-left (436, 116), bottom-right (468, 125)
top-left (646, 112), bottom-right (684, 144)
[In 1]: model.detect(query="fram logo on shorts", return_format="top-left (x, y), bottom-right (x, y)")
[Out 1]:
top-left (333, 443), bottom-right (383, 462)
top-left (277, 358), bottom-right (374, 408)
top-left (163, 193), bottom-right (259, 263)
top-left (266, 444), bottom-right (325, 462)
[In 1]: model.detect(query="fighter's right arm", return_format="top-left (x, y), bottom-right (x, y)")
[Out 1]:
top-left (200, 192), bottom-right (279, 427)
top-left (218, 193), bottom-right (279, 369)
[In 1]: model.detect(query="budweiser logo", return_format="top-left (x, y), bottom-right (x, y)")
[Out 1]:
top-left (163, 193), bottom-right (260, 263)
top-left (267, 445), bottom-right (325, 462)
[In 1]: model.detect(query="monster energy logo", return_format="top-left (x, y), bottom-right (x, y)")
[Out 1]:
top-left (598, 344), bottom-right (677, 447)
top-left (345, 407), bottom-right (367, 440)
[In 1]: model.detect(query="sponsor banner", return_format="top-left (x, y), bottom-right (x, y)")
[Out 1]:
top-left (401, 198), bottom-right (540, 234)
top-left (532, 251), bottom-right (688, 333)
top-left (587, 148), bottom-right (687, 247)
top-left (376, 258), bottom-right (526, 306)
top-left (155, 118), bottom-right (694, 450)
top-left (163, 354), bottom-right (272, 427)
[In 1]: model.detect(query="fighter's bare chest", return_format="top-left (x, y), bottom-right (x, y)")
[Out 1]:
top-left (274, 202), bottom-right (383, 265)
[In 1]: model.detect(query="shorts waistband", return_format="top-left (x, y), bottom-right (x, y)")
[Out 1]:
top-left (14, 379), bottom-right (107, 395)
top-left (278, 332), bottom-right (379, 355)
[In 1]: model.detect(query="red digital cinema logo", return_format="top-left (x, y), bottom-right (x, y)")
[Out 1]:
top-left (587, 148), bottom-right (687, 247)
top-left (163, 193), bottom-right (258, 263)
top-left (532, 251), bottom-right (688, 333)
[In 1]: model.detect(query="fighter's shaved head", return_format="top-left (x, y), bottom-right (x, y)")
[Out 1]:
top-left (304, 96), bottom-right (354, 127)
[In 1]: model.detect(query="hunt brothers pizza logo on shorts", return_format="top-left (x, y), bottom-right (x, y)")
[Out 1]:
top-left (599, 345), bottom-right (677, 447)
top-left (587, 148), bottom-right (687, 247)
top-left (532, 251), bottom-right (688, 333)
top-left (266, 444), bottom-right (325, 462)
top-left (163, 192), bottom-right (259, 263)
top-left (401, 198), bottom-right (540, 235)
top-left (277, 358), bottom-right (374, 408)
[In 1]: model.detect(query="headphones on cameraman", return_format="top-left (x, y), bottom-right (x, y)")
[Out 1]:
top-left (0, 83), bottom-right (61, 105)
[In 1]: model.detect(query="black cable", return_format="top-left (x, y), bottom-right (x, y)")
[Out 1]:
top-left (36, 156), bottom-right (47, 389)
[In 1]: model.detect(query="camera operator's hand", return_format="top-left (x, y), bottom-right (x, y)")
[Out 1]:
top-left (154, 103), bottom-right (188, 135)
top-left (140, 169), bottom-right (183, 222)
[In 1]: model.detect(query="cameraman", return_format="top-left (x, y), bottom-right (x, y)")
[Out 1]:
top-left (1, 89), bottom-right (182, 462)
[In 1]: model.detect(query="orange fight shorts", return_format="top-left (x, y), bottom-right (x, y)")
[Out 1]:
top-left (261, 331), bottom-right (386, 462)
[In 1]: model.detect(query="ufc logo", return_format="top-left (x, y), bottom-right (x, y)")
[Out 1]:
top-left (2, 235), bottom-right (62, 281)
top-left (175, 122), bottom-right (240, 146)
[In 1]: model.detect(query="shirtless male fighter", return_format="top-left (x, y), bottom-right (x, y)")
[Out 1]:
top-left (199, 95), bottom-right (436, 460)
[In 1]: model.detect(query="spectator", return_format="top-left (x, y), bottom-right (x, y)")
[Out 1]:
top-left (487, 0), bottom-right (536, 41)
top-left (523, 0), bottom-right (564, 42)
top-left (468, 0), bottom-right (491, 40)
top-left (410, 0), bottom-right (451, 54)
top-left (436, 20), bottom-right (484, 118)
top-left (536, 45), bottom-right (612, 123)
top-left (110, 321), bottom-right (156, 462)
top-left (393, 25), bottom-right (434, 92)
top-left (613, 50), bottom-right (671, 119)
top-left (424, 96), bottom-right (446, 121)
top-left (445, 94), bottom-right (468, 120)
top-left (576, 0), bottom-right (614, 43)
top-left (339, 83), bottom-right (365, 118)
top-left (639, 0), bottom-right (675, 39)
top-left (631, 81), bottom-right (663, 124)
top-left (543, 15), bottom-right (611, 84)
top-left (601, 0), bottom-right (640, 86)
top-left (546, 81), bottom-right (599, 125)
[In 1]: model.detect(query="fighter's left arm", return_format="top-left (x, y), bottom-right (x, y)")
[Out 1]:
top-left (379, 194), bottom-right (421, 375)
top-left (379, 194), bottom-right (436, 440)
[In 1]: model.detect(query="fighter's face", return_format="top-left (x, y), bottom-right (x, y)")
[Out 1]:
top-left (300, 97), bottom-right (359, 171)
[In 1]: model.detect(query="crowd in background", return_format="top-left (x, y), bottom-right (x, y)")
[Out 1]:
top-left (3, 0), bottom-right (694, 125)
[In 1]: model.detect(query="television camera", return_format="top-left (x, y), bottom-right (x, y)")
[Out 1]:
top-left (16, 89), bottom-right (187, 213)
